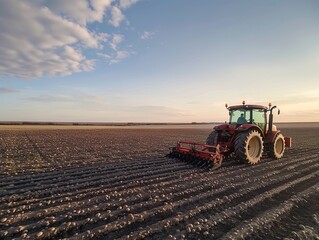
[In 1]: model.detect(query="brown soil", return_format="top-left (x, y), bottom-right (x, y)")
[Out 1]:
top-left (0, 125), bottom-right (318, 239)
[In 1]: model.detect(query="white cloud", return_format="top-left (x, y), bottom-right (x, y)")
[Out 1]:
top-left (0, 0), bottom-right (139, 79)
top-left (46, 0), bottom-right (113, 25)
top-left (109, 50), bottom-right (130, 64)
top-left (0, 87), bottom-right (19, 94)
top-left (109, 6), bottom-right (125, 27)
top-left (27, 93), bottom-right (103, 104)
top-left (116, 50), bottom-right (130, 59)
top-left (97, 53), bottom-right (112, 59)
top-left (141, 31), bottom-right (155, 40)
top-left (110, 34), bottom-right (124, 50)
top-left (98, 33), bottom-right (130, 64)
top-left (119, 0), bottom-right (139, 9)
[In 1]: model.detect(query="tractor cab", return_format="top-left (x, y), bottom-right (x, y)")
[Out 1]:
top-left (228, 104), bottom-right (268, 134)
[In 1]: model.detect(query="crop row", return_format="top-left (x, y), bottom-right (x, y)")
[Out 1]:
top-left (1, 152), bottom-right (318, 239)
top-left (0, 127), bottom-right (318, 239)
top-left (0, 129), bottom-right (206, 174)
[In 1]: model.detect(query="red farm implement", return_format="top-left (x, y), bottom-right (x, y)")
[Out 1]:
top-left (169, 141), bottom-right (226, 170)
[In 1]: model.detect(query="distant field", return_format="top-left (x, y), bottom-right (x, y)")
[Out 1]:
top-left (0, 122), bottom-right (318, 130)
top-left (0, 124), bottom-right (318, 239)
top-left (0, 123), bottom-right (218, 131)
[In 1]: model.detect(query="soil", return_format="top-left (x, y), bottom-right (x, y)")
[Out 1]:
top-left (0, 124), bottom-right (318, 239)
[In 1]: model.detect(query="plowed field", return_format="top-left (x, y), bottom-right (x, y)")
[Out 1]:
top-left (0, 124), bottom-right (319, 239)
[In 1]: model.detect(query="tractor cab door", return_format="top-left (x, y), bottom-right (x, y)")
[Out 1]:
top-left (252, 109), bottom-right (267, 133)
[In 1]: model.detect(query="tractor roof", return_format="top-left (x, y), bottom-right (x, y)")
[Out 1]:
top-left (228, 105), bottom-right (268, 111)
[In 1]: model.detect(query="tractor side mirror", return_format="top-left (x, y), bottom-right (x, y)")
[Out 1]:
top-left (278, 109), bottom-right (280, 115)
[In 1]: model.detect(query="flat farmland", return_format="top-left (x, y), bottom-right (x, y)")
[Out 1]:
top-left (0, 124), bottom-right (319, 239)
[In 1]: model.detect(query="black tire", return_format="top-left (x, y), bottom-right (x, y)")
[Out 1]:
top-left (206, 131), bottom-right (218, 146)
top-left (268, 133), bottom-right (285, 159)
top-left (234, 130), bottom-right (264, 164)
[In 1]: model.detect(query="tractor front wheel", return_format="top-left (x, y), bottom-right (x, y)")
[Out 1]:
top-left (268, 133), bottom-right (285, 159)
top-left (235, 130), bottom-right (264, 164)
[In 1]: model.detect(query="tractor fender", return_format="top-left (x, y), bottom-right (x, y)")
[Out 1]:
top-left (236, 124), bottom-right (265, 137)
top-left (265, 130), bottom-right (281, 144)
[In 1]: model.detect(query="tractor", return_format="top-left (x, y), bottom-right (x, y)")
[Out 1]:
top-left (169, 102), bottom-right (292, 170)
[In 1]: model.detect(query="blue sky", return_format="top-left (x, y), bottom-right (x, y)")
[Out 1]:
top-left (1, 0), bottom-right (319, 122)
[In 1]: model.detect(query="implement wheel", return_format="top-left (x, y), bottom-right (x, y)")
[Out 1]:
top-left (235, 130), bottom-right (264, 164)
top-left (268, 133), bottom-right (285, 159)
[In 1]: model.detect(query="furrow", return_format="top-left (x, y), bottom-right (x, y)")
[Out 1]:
top-left (172, 169), bottom-right (319, 239)
top-left (1, 156), bottom-right (314, 238)
top-left (1, 153), bottom-right (317, 218)
top-left (0, 158), bottom-right (179, 191)
top-left (221, 183), bottom-right (319, 240)
top-left (0, 167), bottom-right (201, 214)
top-left (57, 160), bottom-right (319, 239)
top-left (0, 161), bottom-right (194, 202)
top-left (117, 164), bottom-right (319, 240)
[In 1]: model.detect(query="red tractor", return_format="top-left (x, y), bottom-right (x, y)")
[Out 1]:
top-left (169, 102), bottom-right (292, 170)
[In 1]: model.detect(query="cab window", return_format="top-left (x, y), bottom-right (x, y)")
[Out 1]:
top-left (252, 109), bottom-right (266, 130)
top-left (229, 109), bottom-right (251, 124)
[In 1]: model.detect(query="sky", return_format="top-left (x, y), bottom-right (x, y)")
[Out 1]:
top-left (0, 0), bottom-right (319, 122)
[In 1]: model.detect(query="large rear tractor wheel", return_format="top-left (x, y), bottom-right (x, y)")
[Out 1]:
top-left (206, 131), bottom-right (218, 146)
top-left (268, 133), bottom-right (285, 159)
top-left (235, 130), bottom-right (264, 164)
